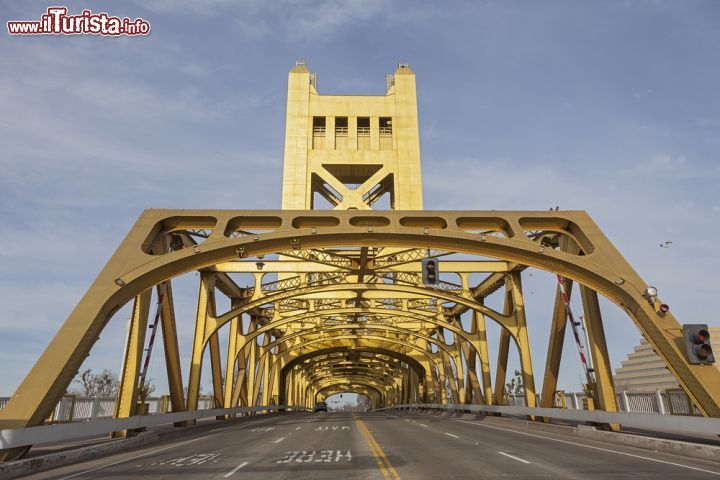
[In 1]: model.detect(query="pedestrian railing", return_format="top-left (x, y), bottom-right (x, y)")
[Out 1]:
top-left (502, 389), bottom-right (699, 416)
top-left (0, 395), bottom-right (217, 423)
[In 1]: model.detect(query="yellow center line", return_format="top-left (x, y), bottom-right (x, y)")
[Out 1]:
top-left (354, 414), bottom-right (401, 480)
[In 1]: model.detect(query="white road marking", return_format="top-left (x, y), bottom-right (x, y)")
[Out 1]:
top-left (250, 426), bottom-right (276, 432)
top-left (445, 432), bottom-right (459, 438)
top-left (456, 420), bottom-right (720, 476)
top-left (151, 452), bottom-right (221, 467)
top-left (295, 426), bottom-right (302, 430)
top-left (274, 436), bottom-right (285, 444)
top-left (418, 423), bottom-right (429, 428)
top-left (211, 418), bottom-right (279, 433)
top-left (223, 461), bottom-right (248, 477)
top-left (276, 450), bottom-right (352, 464)
top-left (57, 433), bottom-right (217, 479)
top-left (58, 417), bottom-right (281, 479)
top-left (498, 451), bottom-right (530, 464)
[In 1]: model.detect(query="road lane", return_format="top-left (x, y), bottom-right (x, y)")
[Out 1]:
top-left (19, 411), bottom-right (720, 479)
top-left (25, 413), bottom-right (385, 480)
top-left (361, 412), bottom-right (538, 478)
top-left (25, 414), bottom-right (297, 479)
top-left (369, 411), bottom-right (720, 478)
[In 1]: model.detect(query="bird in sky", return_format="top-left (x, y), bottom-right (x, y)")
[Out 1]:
top-left (659, 241), bottom-right (673, 248)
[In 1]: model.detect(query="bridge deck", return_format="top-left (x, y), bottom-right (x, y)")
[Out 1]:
top-left (21, 412), bottom-right (720, 479)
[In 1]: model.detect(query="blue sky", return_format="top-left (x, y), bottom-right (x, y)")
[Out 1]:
top-left (1, 0), bottom-right (719, 398)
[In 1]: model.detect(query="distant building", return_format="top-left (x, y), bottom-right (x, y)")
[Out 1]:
top-left (614, 327), bottom-right (720, 392)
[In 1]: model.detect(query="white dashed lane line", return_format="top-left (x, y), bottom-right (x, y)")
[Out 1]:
top-left (274, 436), bottom-right (286, 444)
top-left (223, 461), bottom-right (248, 477)
top-left (498, 452), bottom-right (530, 464)
top-left (445, 432), bottom-right (459, 438)
top-left (418, 423), bottom-right (429, 428)
top-left (455, 419), bottom-right (720, 476)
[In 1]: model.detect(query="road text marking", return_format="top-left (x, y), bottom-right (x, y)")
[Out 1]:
top-left (57, 417), bottom-right (280, 479)
top-left (276, 450), bottom-right (351, 464)
top-left (57, 434), bottom-right (217, 479)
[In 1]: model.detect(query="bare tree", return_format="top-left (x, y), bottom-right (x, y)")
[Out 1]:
top-left (74, 369), bottom-right (119, 397)
top-left (505, 369), bottom-right (524, 396)
top-left (137, 379), bottom-right (156, 404)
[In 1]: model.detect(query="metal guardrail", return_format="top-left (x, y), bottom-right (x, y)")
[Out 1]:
top-left (0, 405), bottom-right (306, 450)
top-left (0, 390), bottom-right (697, 421)
top-left (0, 396), bottom-right (217, 422)
top-left (501, 389), bottom-right (699, 415)
top-left (378, 403), bottom-right (720, 436)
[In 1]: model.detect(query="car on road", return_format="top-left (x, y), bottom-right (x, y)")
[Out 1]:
top-left (314, 401), bottom-right (328, 412)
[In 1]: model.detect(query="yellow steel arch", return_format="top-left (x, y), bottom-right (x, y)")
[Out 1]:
top-left (316, 385), bottom-right (381, 407)
top-left (279, 347), bottom-right (430, 409)
top-left (1, 209), bottom-right (718, 438)
top-left (272, 335), bottom-right (449, 405)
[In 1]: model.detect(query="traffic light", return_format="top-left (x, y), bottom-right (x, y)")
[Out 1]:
top-left (682, 324), bottom-right (715, 365)
top-left (422, 257), bottom-right (439, 285)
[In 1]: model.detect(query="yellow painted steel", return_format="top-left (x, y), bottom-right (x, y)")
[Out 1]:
top-left (157, 281), bottom-right (185, 415)
top-left (580, 286), bottom-right (620, 430)
top-left (1, 62), bottom-right (719, 462)
top-left (282, 63), bottom-right (422, 210)
top-left (474, 309), bottom-right (494, 404)
top-left (540, 279), bottom-right (573, 410)
top-left (112, 289), bottom-right (151, 437)
top-left (223, 315), bottom-right (239, 410)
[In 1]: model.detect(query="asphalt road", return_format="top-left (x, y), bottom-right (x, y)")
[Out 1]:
top-left (23, 411), bottom-right (720, 479)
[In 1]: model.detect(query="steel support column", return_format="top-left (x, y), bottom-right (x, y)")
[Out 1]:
top-left (112, 289), bottom-right (152, 437)
top-left (540, 278), bottom-right (573, 409)
top-left (580, 285), bottom-right (620, 429)
top-left (186, 272), bottom-right (215, 415)
top-left (157, 281), bottom-right (185, 415)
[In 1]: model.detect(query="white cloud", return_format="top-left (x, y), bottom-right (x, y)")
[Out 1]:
top-left (137, 0), bottom-right (262, 16)
top-left (288, 0), bottom-right (389, 40)
top-left (135, 0), bottom-right (392, 41)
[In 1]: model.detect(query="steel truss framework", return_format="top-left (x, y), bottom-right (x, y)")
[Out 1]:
top-left (2, 208), bottom-right (720, 461)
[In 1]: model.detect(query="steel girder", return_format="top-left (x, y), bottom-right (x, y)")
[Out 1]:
top-left (2, 208), bottom-right (719, 462)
